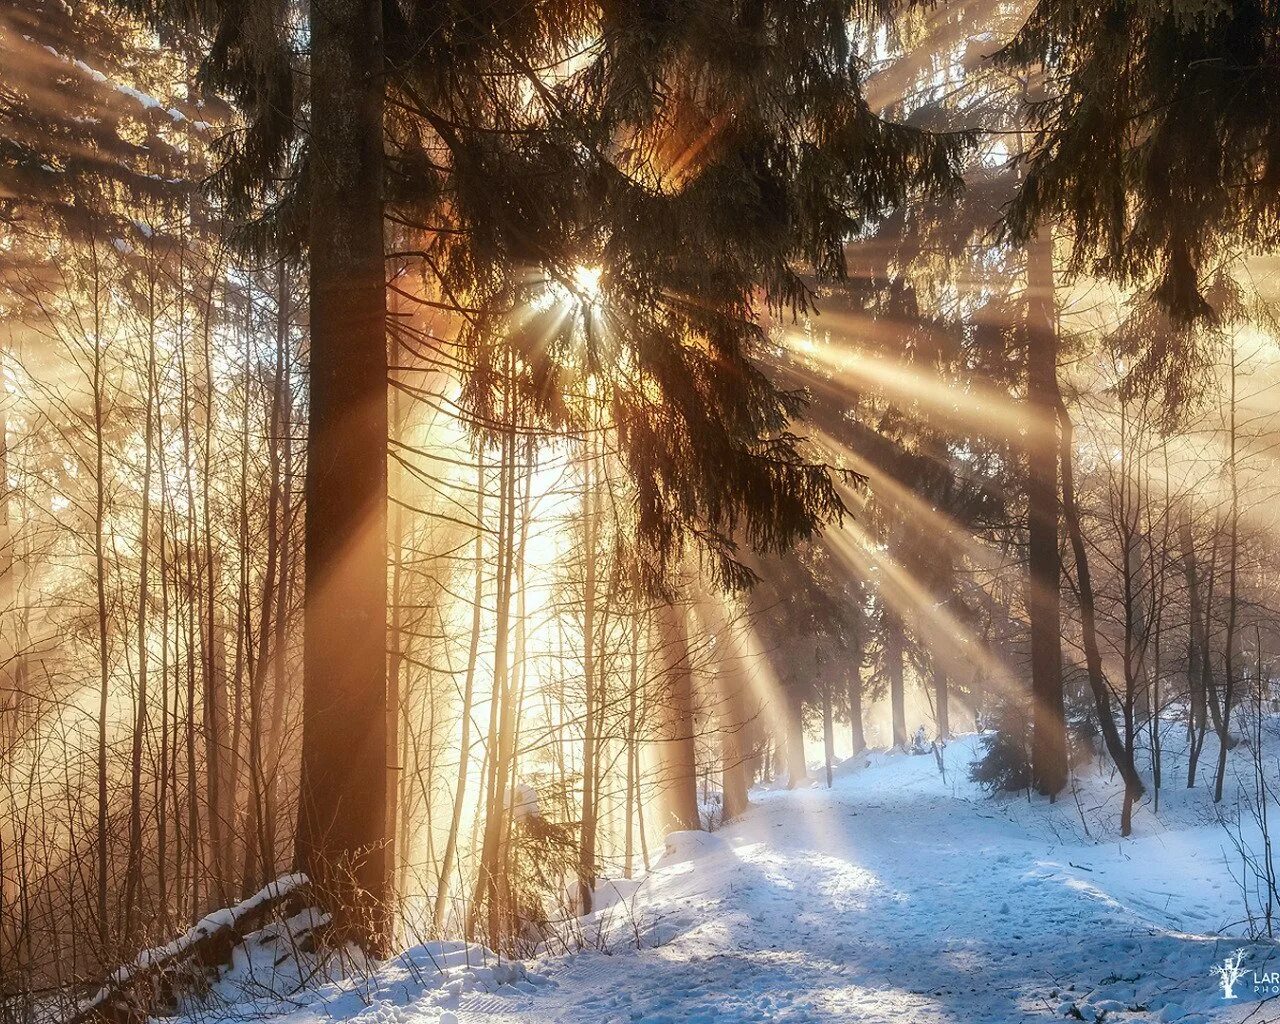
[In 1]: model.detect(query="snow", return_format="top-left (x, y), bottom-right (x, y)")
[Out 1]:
top-left (200, 929), bottom-right (545, 1022)
top-left (78, 872), bottom-right (310, 1016)
top-left (33, 36), bottom-right (194, 126)
top-left (468, 732), bottom-right (1280, 1023)
top-left (68, 57), bottom-right (187, 122)
top-left (511, 781), bottom-right (540, 819)
top-left (172, 731), bottom-right (1280, 1023)
top-left (656, 829), bottom-right (729, 867)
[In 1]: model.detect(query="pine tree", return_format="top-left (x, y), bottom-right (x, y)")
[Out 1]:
top-left (0, 0), bottom-right (195, 244)
top-left (1001, 1), bottom-right (1280, 324)
top-left (114, 0), bottom-right (968, 946)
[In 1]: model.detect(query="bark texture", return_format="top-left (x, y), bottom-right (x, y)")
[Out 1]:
top-left (294, 0), bottom-right (389, 949)
top-left (1026, 232), bottom-right (1067, 797)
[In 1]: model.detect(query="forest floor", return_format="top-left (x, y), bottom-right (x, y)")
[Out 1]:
top-left (203, 730), bottom-right (1280, 1024)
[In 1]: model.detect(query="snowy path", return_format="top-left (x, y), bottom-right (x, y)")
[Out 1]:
top-left (454, 741), bottom-right (1277, 1024)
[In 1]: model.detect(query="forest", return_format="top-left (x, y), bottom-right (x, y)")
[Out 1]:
top-left (3, 2), bottom-right (1280, 1022)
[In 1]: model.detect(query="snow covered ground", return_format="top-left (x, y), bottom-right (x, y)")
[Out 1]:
top-left (196, 731), bottom-right (1280, 1024)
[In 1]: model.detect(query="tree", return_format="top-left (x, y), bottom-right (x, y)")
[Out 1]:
top-left (290, 0), bottom-right (390, 947)
top-left (1002, 1), bottom-right (1280, 325)
top-left (654, 600), bottom-right (701, 833)
top-left (1055, 396), bottom-right (1146, 818)
top-left (1025, 230), bottom-right (1067, 796)
top-left (115, 0), bottom-right (967, 948)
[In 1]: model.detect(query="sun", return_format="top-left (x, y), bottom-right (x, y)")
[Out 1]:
top-left (572, 264), bottom-right (603, 303)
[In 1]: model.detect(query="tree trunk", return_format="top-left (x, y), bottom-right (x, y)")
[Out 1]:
top-left (1216, 350), bottom-right (1240, 804)
top-left (778, 686), bottom-right (808, 793)
top-left (204, 585), bottom-right (231, 906)
top-left (577, 445), bottom-right (599, 914)
top-left (655, 601), bottom-right (700, 832)
top-left (624, 605), bottom-right (644, 877)
top-left (473, 427), bottom-right (518, 945)
top-left (1026, 231), bottom-right (1067, 797)
top-left (202, 280), bottom-right (232, 909)
top-left (716, 615), bottom-right (751, 820)
top-left (232, 294), bottom-right (252, 897)
top-left (294, 0), bottom-right (389, 950)
top-left (1180, 510), bottom-right (1208, 787)
top-left (848, 606), bottom-right (867, 754)
top-left (385, 281), bottom-right (404, 914)
top-left (934, 667), bottom-right (950, 740)
top-left (157, 494), bottom-right (171, 931)
top-left (264, 268), bottom-right (294, 875)
top-left (720, 690), bottom-right (751, 821)
top-left (821, 683), bottom-right (835, 788)
top-left (848, 668), bottom-right (866, 755)
top-left (1055, 395), bottom-right (1145, 817)
top-left (125, 263), bottom-right (158, 941)
top-left (885, 607), bottom-right (907, 750)
top-left (433, 456), bottom-right (485, 933)
top-left (0, 344), bottom-right (11, 951)
top-left (90, 238), bottom-right (112, 957)
top-left (467, 422), bottom-right (517, 945)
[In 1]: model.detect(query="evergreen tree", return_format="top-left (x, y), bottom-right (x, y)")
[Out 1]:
top-left (1001, 1), bottom-right (1280, 324)
top-left (0, 0), bottom-right (196, 243)
top-left (114, 0), bottom-right (968, 944)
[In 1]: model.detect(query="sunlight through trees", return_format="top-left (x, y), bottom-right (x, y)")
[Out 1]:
top-left (6, 4), bottom-right (1280, 1022)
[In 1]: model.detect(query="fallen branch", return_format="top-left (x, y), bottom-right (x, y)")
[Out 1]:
top-left (67, 873), bottom-right (310, 1024)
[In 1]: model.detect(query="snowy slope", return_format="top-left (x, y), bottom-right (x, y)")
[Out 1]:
top-left (191, 732), bottom-right (1280, 1024)
top-left (460, 733), bottom-right (1279, 1023)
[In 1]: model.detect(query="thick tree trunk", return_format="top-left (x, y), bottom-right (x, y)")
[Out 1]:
top-left (716, 617), bottom-right (751, 820)
top-left (783, 687), bottom-right (808, 788)
top-left (385, 284), bottom-right (404, 914)
top-left (294, 0), bottom-right (389, 950)
top-left (930, 573), bottom-right (953, 740)
top-left (655, 601), bottom-right (700, 832)
top-left (848, 668), bottom-right (866, 755)
top-left (701, 596), bottom-right (747, 819)
top-left (1026, 231), bottom-right (1067, 797)
top-left (716, 609), bottom-right (752, 814)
